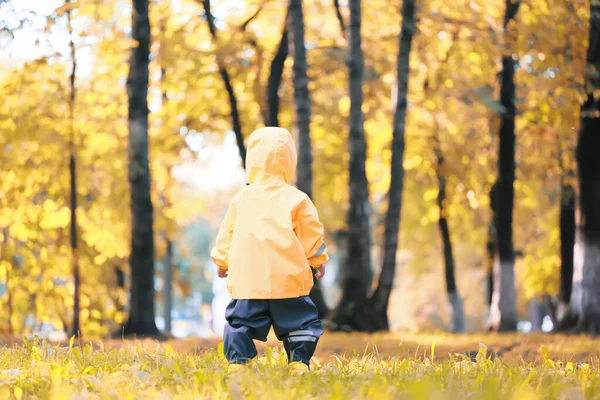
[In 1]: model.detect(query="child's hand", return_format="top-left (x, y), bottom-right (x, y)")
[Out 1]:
top-left (314, 265), bottom-right (325, 280)
top-left (218, 269), bottom-right (228, 278)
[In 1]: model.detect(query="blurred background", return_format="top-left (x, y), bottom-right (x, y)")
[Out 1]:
top-left (0, 0), bottom-right (598, 340)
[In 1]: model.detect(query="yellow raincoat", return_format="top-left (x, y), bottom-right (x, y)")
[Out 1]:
top-left (211, 127), bottom-right (329, 299)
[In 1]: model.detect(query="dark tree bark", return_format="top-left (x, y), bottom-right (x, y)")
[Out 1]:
top-left (115, 265), bottom-right (126, 312)
top-left (331, 0), bottom-right (373, 331)
top-left (266, 16), bottom-right (288, 127)
top-left (546, 171), bottom-right (577, 329)
top-left (202, 0), bottom-right (246, 167)
top-left (557, 178), bottom-right (576, 317)
top-left (288, 0), bottom-right (329, 318)
top-left (435, 146), bottom-right (465, 333)
top-left (487, 0), bottom-right (521, 333)
top-left (360, 0), bottom-right (416, 332)
top-left (333, 0), bottom-right (346, 36)
top-left (423, 33), bottom-right (464, 334)
top-left (67, 4), bottom-right (80, 338)
top-left (570, 1), bottom-right (600, 334)
top-left (288, 0), bottom-right (312, 200)
top-left (123, 0), bottom-right (159, 337)
top-left (486, 183), bottom-right (498, 309)
top-left (162, 238), bottom-right (173, 334)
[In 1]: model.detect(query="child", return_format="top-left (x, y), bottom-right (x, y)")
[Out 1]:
top-left (211, 126), bottom-right (328, 374)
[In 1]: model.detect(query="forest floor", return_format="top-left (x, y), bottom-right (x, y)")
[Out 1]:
top-left (56, 331), bottom-right (600, 363)
top-left (1, 332), bottom-right (599, 399)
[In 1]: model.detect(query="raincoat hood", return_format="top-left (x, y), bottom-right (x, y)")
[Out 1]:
top-left (246, 127), bottom-right (297, 185)
top-left (211, 125), bottom-right (328, 300)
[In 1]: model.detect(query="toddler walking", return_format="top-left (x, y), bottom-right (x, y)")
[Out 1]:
top-left (211, 126), bottom-right (328, 374)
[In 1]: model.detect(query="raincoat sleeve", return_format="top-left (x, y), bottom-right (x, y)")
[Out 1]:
top-left (211, 197), bottom-right (238, 271)
top-left (294, 196), bottom-right (329, 267)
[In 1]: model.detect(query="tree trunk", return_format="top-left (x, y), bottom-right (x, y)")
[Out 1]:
top-left (556, 179), bottom-right (575, 322)
top-left (67, 4), bottom-right (80, 338)
top-left (362, 0), bottom-right (416, 333)
top-left (288, 0), bottom-right (312, 201)
top-left (115, 265), bottom-right (126, 312)
top-left (288, 0), bottom-right (329, 318)
top-left (528, 298), bottom-right (543, 332)
top-left (123, 0), bottom-right (159, 337)
top-left (331, 0), bottom-right (373, 330)
top-left (487, 0), bottom-right (521, 333)
top-left (162, 238), bottom-right (173, 335)
top-left (486, 183), bottom-right (497, 311)
top-left (435, 147), bottom-right (465, 333)
top-left (202, 0), bottom-right (246, 167)
top-left (571, 1), bottom-right (600, 334)
top-left (422, 32), bottom-right (464, 334)
top-left (266, 15), bottom-right (288, 127)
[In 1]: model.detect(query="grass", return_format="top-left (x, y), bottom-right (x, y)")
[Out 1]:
top-left (0, 334), bottom-right (599, 399)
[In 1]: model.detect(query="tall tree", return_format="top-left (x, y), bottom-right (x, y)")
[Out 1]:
top-left (546, 159), bottom-right (576, 329)
top-left (486, 183), bottom-right (498, 311)
top-left (331, 0), bottom-right (373, 330)
top-left (288, 0), bottom-right (329, 318)
top-left (571, 0), bottom-right (600, 333)
top-left (423, 31), bottom-right (465, 333)
top-left (487, 0), bottom-right (521, 333)
top-left (66, 1), bottom-right (80, 338)
top-left (266, 16), bottom-right (288, 127)
top-left (162, 237), bottom-right (173, 334)
top-left (559, 177), bottom-right (575, 313)
top-left (288, 0), bottom-right (312, 202)
top-left (434, 135), bottom-right (465, 333)
top-left (364, 0), bottom-right (416, 332)
top-left (123, 0), bottom-right (159, 336)
top-left (201, 0), bottom-right (246, 167)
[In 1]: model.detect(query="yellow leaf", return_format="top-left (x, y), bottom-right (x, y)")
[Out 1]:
top-left (338, 96), bottom-right (350, 116)
top-left (14, 386), bottom-right (23, 400)
top-left (427, 206), bottom-right (440, 223)
top-left (540, 345), bottom-right (549, 360)
top-left (217, 342), bottom-right (226, 360)
top-left (51, 365), bottom-right (62, 387)
top-left (423, 188), bottom-right (439, 202)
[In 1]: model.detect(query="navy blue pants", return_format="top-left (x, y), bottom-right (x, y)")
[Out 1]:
top-left (224, 296), bottom-right (323, 366)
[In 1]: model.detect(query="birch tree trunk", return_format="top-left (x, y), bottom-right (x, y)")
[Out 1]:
top-left (487, 0), bottom-right (521, 332)
top-left (571, 1), bottom-right (600, 333)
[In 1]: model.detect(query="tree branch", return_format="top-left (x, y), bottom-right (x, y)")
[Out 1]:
top-left (333, 0), bottom-right (346, 36)
top-left (200, 0), bottom-right (247, 167)
top-left (239, 2), bottom-right (265, 31)
top-left (266, 11), bottom-right (289, 126)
